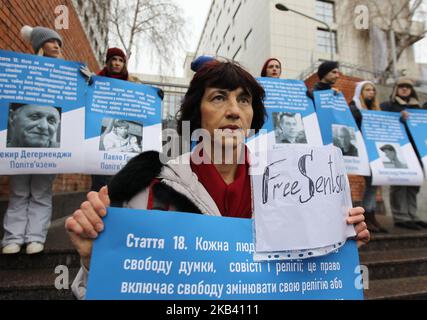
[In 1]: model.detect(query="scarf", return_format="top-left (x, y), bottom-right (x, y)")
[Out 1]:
top-left (190, 148), bottom-right (252, 219)
top-left (97, 67), bottom-right (129, 81)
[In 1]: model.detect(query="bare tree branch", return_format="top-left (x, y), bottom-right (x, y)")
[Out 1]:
top-left (107, 0), bottom-right (187, 74)
top-left (342, 0), bottom-right (426, 83)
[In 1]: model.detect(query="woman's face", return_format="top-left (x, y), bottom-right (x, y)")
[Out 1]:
top-left (362, 84), bottom-right (376, 100)
top-left (200, 87), bottom-right (254, 149)
top-left (42, 40), bottom-right (61, 58)
top-left (265, 60), bottom-right (281, 78)
top-left (109, 56), bottom-right (125, 74)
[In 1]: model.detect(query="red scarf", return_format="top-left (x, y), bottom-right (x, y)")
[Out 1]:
top-left (97, 67), bottom-right (129, 81)
top-left (190, 149), bottom-right (252, 219)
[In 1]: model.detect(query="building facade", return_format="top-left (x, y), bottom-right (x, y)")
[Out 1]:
top-left (71, 0), bottom-right (111, 67)
top-left (194, 0), bottom-right (422, 81)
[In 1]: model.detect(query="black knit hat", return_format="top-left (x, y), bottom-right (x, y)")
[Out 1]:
top-left (317, 60), bottom-right (339, 80)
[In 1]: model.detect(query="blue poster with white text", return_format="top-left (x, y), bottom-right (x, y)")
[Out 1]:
top-left (361, 110), bottom-right (423, 186)
top-left (0, 50), bottom-right (86, 174)
top-left (314, 90), bottom-right (370, 176)
top-left (406, 109), bottom-right (427, 177)
top-left (86, 208), bottom-right (364, 300)
top-left (252, 78), bottom-right (322, 153)
top-left (84, 76), bottom-right (162, 174)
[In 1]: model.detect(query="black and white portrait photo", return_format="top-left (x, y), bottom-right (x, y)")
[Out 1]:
top-left (99, 118), bottom-right (143, 153)
top-left (273, 112), bottom-right (307, 144)
top-left (6, 103), bottom-right (61, 148)
top-left (332, 125), bottom-right (358, 157)
top-left (378, 143), bottom-right (408, 169)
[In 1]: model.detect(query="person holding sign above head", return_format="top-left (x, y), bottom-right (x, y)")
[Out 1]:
top-left (80, 47), bottom-right (164, 192)
top-left (261, 58), bottom-right (282, 78)
top-left (1, 26), bottom-right (64, 255)
top-left (380, 78), bottom-right (427, 230)
top-left (65, 60), bottom-right (370, 300)
top-left (349, 81), bottom-right (388, 233)
top-left (307, 60), bottom-right (340, 101)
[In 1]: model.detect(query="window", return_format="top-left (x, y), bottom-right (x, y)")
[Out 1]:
top-left (316, 28), bottom-right (337, 54)
top-left (315, 0), bottom-right (335, 24)
top-left (216, 44), bottom-right (221, 55)
top-left (244, 28), bottom-right (252, 50)
top-left (233, 2), bottom-right (241, 23)
top-left (233, 46), bottom-right (241, 61)
top-left (223, 25), bottom-right (230, 40)
top-left (216, 11), bottom-right (222, 24)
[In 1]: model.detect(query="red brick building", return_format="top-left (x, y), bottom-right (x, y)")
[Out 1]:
top-left (0, 0), bottom-right (102, 197)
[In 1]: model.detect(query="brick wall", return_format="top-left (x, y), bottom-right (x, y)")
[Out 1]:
top-left (0, 0), bottom-right (99, 198)
top-left (305, 73), bottom-right (384, 209)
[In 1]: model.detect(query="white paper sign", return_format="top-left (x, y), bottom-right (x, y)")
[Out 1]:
top-left (252, 145), bottom-right (356, 259)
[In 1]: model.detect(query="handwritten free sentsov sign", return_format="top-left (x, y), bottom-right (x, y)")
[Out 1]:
top-left (252, 145), bottom-right (356, 259)
top-left (86, 208), bottom-right (364, 300)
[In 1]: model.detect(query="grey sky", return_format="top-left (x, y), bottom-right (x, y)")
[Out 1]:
top-left (128, 0), bottom-right (426, 76)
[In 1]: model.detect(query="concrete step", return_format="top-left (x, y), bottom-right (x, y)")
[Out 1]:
top-left (0, 217), bottom-right (79, 270)
top-left (0, 268), bottom-right (79, 300)
top-left (364, 276), bottom-right (427, 300)
top-left (360, 231), bottom-right (427, 252)
top-left (360, 248), bottom-right (427, 280)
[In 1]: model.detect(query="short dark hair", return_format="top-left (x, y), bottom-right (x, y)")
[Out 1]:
top-left (380, 144), bottom-right (395, 152)
top-left (9, 103), bottom-right (61, 117)
top-left (279, 112), bottom-right (296, 120)
top-left (176, 60), bottom-right (267, 136)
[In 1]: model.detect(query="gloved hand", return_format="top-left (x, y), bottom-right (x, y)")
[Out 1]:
top-left (157, 88), bottom-right (164, 101)
top-left (80, 65), bottom-right (95, 85)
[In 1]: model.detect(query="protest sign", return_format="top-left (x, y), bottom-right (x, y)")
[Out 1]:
top-left (251, 145), bottom-right (355, 260)
top-left (361, 110), bottom-right (423, 186)
top-left (86, 208), bottom-right (364, 300)
top-left (0, 50), bottom-right (86, 174)
top-left (314, 90), bottom-right (370, 176)
top-left (406, 109), bottom-right (427, 177)
top-left (253, 78), bottom-right (323, 150)
top-left (84, 76), bottom-right (162, 174)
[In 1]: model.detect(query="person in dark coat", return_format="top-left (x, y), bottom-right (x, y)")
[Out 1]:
top-left (380, 77), bottom-right (427, 230)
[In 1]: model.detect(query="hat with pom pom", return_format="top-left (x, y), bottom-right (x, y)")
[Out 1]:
top-left (20, 25), bottom-right (62, 54)
top-left (190, 55), bottom-right (215, 72)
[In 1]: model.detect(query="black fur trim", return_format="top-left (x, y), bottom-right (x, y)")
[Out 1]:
top-left (152, 183), bottom-right (202, 214)
top-left (108, 151), bottom-right (164, 202)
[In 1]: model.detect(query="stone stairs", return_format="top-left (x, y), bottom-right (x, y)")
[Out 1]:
top-left (0, 193), bottom-right (84, 300)
top-left (1, 198), bottom-right (427, 299)
top-left (359, 215), bottom-right (427, 300)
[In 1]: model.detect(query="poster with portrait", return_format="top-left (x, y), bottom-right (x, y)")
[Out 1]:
top-left (406, 109), bottom-right (427, 177)
top-left (361, 110), bottom-right (424, 186)
top-left (252, 78), bottom-right (322, 153)
top-left (314, 90), bottom-right (370, 176)
top-left (84, 76), bottom-right (162, 174)
top-left (0, 50), bottom-right (86, 174)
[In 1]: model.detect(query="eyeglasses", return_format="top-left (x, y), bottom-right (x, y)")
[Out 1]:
top-left (397, 84), bottom-right (412, 89)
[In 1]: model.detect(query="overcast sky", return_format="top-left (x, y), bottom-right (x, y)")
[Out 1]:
top-left (129, 0), bottom-right (427, 76)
